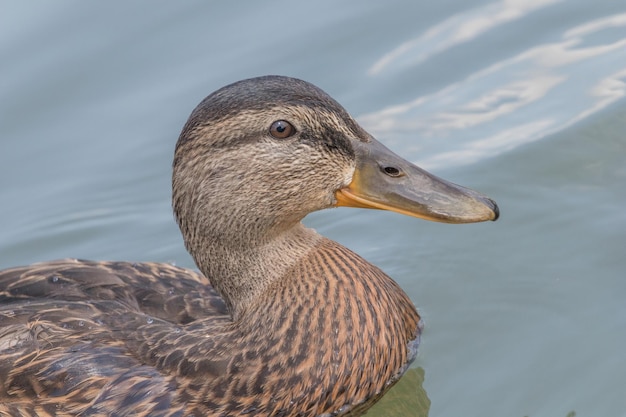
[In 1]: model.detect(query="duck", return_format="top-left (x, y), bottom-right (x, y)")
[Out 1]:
top-left (0, 75), bottom-right (498, 417)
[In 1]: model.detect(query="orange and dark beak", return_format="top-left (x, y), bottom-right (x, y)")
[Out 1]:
top-left (335, 138), bottom-right (499, 223)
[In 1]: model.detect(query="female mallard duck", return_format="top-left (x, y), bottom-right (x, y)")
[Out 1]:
top-left (0, 76), bottom-right (498, 416)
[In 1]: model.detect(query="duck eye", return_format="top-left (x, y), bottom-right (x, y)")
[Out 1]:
top-left (382, 166), bottom-right (403, 177)
top-left (269, 120), bottom-right (296, 139)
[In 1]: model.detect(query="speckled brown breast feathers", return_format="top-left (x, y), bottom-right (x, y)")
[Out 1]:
top-left (0, 242), bottom-right (420, 416)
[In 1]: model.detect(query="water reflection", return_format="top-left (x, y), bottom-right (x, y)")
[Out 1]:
top-left (360, 10), bottom-right (626, 170)
top-left (579, 68), bottom-right (626, 121)
top-left (368, 0), bottom-right (563, 75)
top-left (368, 367), bottom-right (430, 417)
top-left (418, 119), bottom-right (554, 169)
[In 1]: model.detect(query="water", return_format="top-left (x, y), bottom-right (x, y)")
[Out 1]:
top-left (1, 1), bottom-right (625, 416)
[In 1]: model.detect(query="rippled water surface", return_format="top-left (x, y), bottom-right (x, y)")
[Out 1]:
top-left (1, 1), bottom-right (625, 416)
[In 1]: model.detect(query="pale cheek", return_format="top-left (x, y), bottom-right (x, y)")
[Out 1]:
top-left (341, 166), bottom-right (355, 188)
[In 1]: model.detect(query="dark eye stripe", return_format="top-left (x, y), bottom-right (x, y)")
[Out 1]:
top-left (269, 120), bottom-right (296, 139)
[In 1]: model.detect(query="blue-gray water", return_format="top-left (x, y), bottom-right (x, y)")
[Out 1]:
top-left (1, 2), bottom-right (625, 416)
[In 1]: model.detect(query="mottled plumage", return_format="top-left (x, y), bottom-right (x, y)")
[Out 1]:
top-left (0, 76), bottom-right (498, 416)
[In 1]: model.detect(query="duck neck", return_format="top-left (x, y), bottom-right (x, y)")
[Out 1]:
top-left (190, 222), bottom-right (322, 320)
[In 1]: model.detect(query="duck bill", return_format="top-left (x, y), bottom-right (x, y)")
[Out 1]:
top-left (335, 138), bottom-right (499, 223)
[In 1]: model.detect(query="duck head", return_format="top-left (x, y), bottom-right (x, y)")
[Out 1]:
top-left (172, 75), bottom-right (498, 312)
top-left (174, 75), bottom-right (497, 233)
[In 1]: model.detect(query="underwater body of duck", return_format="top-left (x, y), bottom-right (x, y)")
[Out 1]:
top-left (0, 76), bottom-right (498, 416)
